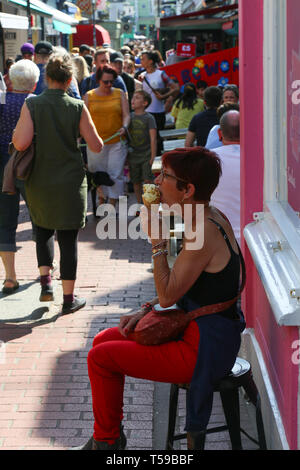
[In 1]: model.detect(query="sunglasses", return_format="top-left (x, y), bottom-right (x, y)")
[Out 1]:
top-left (224, 84), bottom-right (238, 90)
top-left (158, 169), bottom-right (188, 184)
top-left (102, 79), bottom-right (114, 84)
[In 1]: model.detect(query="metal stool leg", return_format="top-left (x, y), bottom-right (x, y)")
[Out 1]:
top-left (241, 373), bottom-right (267, 450)
top-left (165, 384), bottom-right (179, 450)
top-left (220, 388), bottom-right (243, 450)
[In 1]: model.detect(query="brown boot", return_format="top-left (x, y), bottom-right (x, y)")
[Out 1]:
top-left (187, 431), bottom-right (206, 450)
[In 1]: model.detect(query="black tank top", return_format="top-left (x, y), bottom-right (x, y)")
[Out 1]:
top-left (177, 218), bottom-right (240, 319)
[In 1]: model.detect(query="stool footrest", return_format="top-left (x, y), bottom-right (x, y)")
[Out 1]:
top-left (165, 358), bottom-right (267, 450)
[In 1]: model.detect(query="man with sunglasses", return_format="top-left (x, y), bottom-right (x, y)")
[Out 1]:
top-left (80, 49), bottom-right (127, 98)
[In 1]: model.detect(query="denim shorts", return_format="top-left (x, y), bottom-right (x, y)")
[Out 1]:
top-left (0, 170), bottom-right (28, 252)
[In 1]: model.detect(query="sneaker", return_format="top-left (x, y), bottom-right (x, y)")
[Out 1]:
top-left (61, 296), bottom-right (86, 315)
top-left (70, 424), bottom-right (126, 450)
top-left (71, 436), bottom-right (121, 450)
top-left (39, 284), bottom-right (54, 302)
top-left (2, 279), bottom-right (19, 295)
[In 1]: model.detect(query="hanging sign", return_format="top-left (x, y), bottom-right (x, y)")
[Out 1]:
top-left (176, 43), bottom-right (196, 58)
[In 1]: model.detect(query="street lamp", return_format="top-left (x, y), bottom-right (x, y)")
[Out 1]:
top-left (92, 0), bottom-right (97, 48)
top-left (27, 0), bottom-right (32, 42)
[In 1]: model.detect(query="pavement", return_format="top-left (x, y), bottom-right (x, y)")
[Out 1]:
top-left (0, 194), bottom-right (258, 451)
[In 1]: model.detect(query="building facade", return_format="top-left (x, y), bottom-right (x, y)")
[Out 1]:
top-left (240, 0), bottom-right (300, 450)
top-left (0, 0), bottom-right (78, 71)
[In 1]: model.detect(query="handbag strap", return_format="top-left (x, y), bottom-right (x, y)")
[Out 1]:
top-left (143, 75), bottom-right (156, 93)
top-left (186, 217), bottom-right (246, 321)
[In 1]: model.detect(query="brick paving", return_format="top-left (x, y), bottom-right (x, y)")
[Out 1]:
top-left (0, 195), bottom-right (258, 451)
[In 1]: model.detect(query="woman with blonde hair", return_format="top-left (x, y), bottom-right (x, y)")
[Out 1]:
top-left (72, 55), bottom-right (90, 93)
top-left (12, 52), bottom-right (103, 314)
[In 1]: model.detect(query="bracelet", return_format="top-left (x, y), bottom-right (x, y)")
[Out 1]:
top-left (152, 240), bottom-right (167, 250)
top-left (152, 247), bottom-right (164, 255)
top-left (141, 302), bottom-right (153, 313)
top-left (152, 249), bottom-right (168, 259)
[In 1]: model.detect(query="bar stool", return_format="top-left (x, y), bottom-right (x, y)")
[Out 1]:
top-left (165, 357), bottom-right (267, 450)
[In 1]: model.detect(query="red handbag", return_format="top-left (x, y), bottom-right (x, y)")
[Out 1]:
top-left (130, 243), bottom-right (246, 346)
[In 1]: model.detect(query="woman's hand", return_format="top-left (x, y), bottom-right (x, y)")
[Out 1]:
top-left (154, 91), bottom-right (165, 101)
top-left (140, 205), bottom-right (167, 246)
top-left (118, 310), bottom-right (146, 337)
top-left (118, 127), bottom-right (127, 136)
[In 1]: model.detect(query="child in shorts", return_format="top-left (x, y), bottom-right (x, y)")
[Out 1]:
top-left (128, 90), bottom-right (157, 213)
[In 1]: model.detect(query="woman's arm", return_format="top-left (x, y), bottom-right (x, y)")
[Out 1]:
top-left (185, 130), bottom-right (195, 147)
top-left (118, 91), bottom-right (130, 136)
top-left (12, 103), bottom-right (34, 151)
top-left (149, 128), bottom-right (157, 165)
top-left (141, 207), bottom-right (218, 307)
top-left (79, 104), bottom-right (103, 153)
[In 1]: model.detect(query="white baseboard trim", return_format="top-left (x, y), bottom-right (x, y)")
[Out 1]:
top-left (240, 329), bottom-right (290, 450)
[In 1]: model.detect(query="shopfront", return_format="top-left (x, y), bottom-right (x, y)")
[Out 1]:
top-left (239, 0), bottom-right (300, 450)
top-left (0, 12), bottom-right (28, 70)
top-left (0, 0), bottom-right (77, 68)
top-left (159, 3), bottom-right (238, 57)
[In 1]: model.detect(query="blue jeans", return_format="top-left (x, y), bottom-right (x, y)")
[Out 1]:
top-left (0, 169), bottom-right (33, 252)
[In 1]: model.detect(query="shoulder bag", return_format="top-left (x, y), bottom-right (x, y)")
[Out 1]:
top-left (144, 75), bottom-right (170, 100)
top-left (2, 142), bottom-right (34, 194)
top-left (130, 243), bottom-right (246, 346)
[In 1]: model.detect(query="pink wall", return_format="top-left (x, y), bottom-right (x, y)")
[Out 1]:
top-left (239, 0), bottom-right (299, 449)
top-left (239, 0), bottom-right (264, 327)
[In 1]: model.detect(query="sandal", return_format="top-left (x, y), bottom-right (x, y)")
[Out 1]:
top-left (2, 279), bottom-right (19, 295)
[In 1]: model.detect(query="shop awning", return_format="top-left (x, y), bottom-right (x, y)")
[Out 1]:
top-left (53, 19), bottom-right (72, 34)
top-left (7, 0), bottom-right (52, 16)
top-left (8, 0), bottom-right (78, 30)
top-left (0, 12), bottom-right (28, 29)
top-left (95, 24), bottom-right (110, 44)
top-left (161, 3), bottom-right (238, 28)
top-left (72, 24), bottom-right (111, 47)
top-left (30, 0), bottom-right (78, 26)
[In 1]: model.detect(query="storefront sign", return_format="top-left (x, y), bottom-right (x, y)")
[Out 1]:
top-left (176, 43), bottom-right (196, 58)
top-left (161, 47), bottom-right (239, 88)
top-left (222, 21), bottom-right (233, 31)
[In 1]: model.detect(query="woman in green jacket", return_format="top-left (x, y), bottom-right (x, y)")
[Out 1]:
top-left (13, 51), bottom-right (103, 314)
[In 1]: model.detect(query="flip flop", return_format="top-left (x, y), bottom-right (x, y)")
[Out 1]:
top-left (2, 279), bottom-right (19, 295)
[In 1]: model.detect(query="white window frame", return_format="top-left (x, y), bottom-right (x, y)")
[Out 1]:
top-left (244, 0), bottom-right (300, 326)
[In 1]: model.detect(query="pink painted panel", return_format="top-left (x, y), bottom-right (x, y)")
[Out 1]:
top-left (287, 0), bottom-right (300, 211)
top-left (239, 0), bottom-right (299, 449)
top-left (253, 278), bottom-right (299, 449)
top-left (239, 0), bottom-right (264, 328)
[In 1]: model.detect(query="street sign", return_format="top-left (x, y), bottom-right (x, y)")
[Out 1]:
top-left (176, 43), bottom-right (196, 58)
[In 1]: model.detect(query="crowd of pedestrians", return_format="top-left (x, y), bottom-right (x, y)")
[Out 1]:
top-left (0, 38), bottom-right (242, 451)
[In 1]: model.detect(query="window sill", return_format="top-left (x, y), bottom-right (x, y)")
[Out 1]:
top-left (244, 202), bottom-right (300, 326)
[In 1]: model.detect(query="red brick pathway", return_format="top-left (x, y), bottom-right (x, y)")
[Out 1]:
top-left (0, 198), bottom-right (156, 450)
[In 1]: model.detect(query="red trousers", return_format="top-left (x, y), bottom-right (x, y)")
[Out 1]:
top-left (87, 321), bottom-right (200, 443)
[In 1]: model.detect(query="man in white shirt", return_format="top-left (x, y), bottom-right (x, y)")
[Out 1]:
top-left (210, 110), bottom-right (241, 243)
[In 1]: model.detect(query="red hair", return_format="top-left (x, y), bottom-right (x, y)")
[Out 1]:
top-left (95, 64), bottom-right (117, 82)
top-left (162, 146), bottom-right (222, 201)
